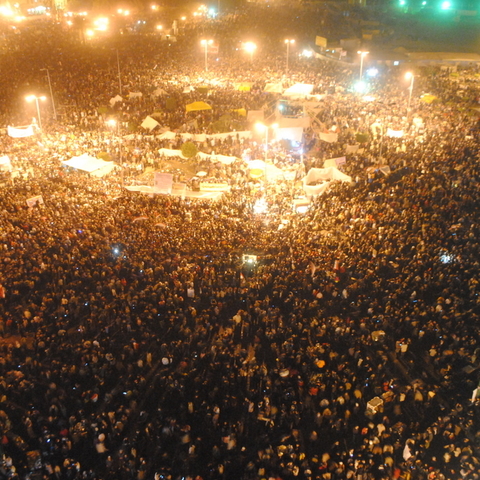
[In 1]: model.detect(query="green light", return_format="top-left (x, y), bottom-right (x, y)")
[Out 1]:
top-left (441, 0), bottom-right (451, 8)
top-left (399, 0), bottom-right (406, 5)
top-left (422, 1), bottom-right (426, 4)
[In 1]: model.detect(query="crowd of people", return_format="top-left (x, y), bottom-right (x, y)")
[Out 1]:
top-left (0, 3), bottom-right (480, 480)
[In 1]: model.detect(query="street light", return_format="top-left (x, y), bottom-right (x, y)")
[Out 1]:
top-left (200, 39), bottom-right (213, 72)
top-left (405, 71), bottom-right (415, 111)
top-left (255, 122), bottom-right (279, 162)
top-left (357, 50), bottom-right (369, 80)
top-left (243, 41), bottom-right (257, 62)
top-left (40, 68), bottom-right (57, 121)
top-left (284, 39), bottom-right (295, 73)
top-left (107, 119), bottom-right (124, 187)
top-left (116, 49), bottom-right (122, 96)
top-left (25, 95), bottom-right (46, 131)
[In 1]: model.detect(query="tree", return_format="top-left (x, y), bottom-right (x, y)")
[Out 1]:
top-left (181, 142), bottom-right (198, 159)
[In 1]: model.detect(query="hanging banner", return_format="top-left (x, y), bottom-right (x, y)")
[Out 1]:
top-left (8, 125), bottom-right (35, 138)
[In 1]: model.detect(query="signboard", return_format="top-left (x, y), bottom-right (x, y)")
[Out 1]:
top-left (315, 36), bottom-right (327, 48)
top-left (154, 172), bottom-right (173, 194)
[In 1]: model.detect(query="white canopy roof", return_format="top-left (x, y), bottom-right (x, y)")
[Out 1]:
top-left (62, 154), bottom-right (115, 177)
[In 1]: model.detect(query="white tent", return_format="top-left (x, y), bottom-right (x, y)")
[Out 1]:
top-left (0, 155), bottom-right (12, 171)
top-left (303, 167), bottom-right (352, 196)
top-left (283, 84), bottom-right (314, 97)
top-left (141, 116), bottom-right (160, 131)
top-left (158, 148), bottom-right (187, 159)
top-left (247, 159), bottom-right (284, 180)
top-left (62, 154), bottom-right (115, 177)
top-left (152, 88), bottom-right (168, 96)
top-left (197, 152), bottom-right (237, 165)
top-left (264, 83), bottom-right (284, 94)
top-left (109, 95), bottom-right (123, 107)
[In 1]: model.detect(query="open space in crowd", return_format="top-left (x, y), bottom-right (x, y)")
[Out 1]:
top-left (1, 3), bottom-right (480, 480)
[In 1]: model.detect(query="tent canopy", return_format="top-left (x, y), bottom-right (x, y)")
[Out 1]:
top-left (62, 154), bottom-right (115, 177)
top-left (283, 84), bottom-right (314, 97)
top-left (186, 101), bottom-right (212, 112)
top-left (303, 166), bottom-right (352, 196)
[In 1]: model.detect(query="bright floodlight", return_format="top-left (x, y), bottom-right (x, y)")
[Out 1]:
top-left (244, 41), bottom-right (257, 54)
top-left (285, 38), bottom-right (295, 44)
top-left (25, 95), bottom-right (46, 102)
top-left (156, 24), bottom-right (163, 30)
top-left (441, 0), bottom-right (451, 8)
top-left (86, 29), bottom-right (94, 37)
top-left (354, 80), bottom-right (368, 93)
top-left (405, 71), bottom-right (413, 80)
top-left (302, 49), bottom-right (313, 58)
top-left (0, 6), bottom-right (13, 16)
top-left (366, 67), bottom-right (378, 77)
top-left (255, 122), bottom-right (266, 133)
top-left (107, 119), bottom-right (117, 127)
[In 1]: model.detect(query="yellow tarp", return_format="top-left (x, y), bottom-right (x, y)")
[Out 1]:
top-left (186, 101), bottom-right (212, 112)
top-left (232, 108), bottom-right (247, 116)
top-left (250, 168), bottom-right (264, 178)
top-left (234, 82), bottom-right (253, 92)
top-left (420, 94), bottom-right (438, 104)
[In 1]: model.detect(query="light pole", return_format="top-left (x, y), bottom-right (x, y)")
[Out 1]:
top-left (201, 39), bottom-right (213, 72)
top-left (25, 95), bottom-right (46, 131)
top-left (116, 49), bottom-right (122, 95)
top-left (357, 50), bottom-right (369, 80)
top-left (40, 68), bottom-right (57, 121)
top-left (108, 119), bottom-right (124, 187)
top-left (243, 41), bottom-right (257, 62)
top-left (256, 121), bottom-right (279, 181)
top-left (285, 39), bottom-right (295, 74)
top-left (405, 71), bottom-right (415, 111)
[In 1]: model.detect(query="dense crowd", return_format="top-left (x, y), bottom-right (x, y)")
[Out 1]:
top-left (1, 4), bottom-right (480, 480)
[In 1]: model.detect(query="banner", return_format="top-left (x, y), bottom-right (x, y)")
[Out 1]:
top-left (26, 195), bottom-right (44, 208)
top-left (154, 172), bottom-right (173, 194)
top-left (8, 125), bottom-right (35, 138)
top-left (319, 132), bottom-right (338, 143)
top-left (323, 157), bottom-right (345, 168)
top-left (345, 144), bottom-right (359, 154)
top-left (386, 128), bottom-right (404, 138)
